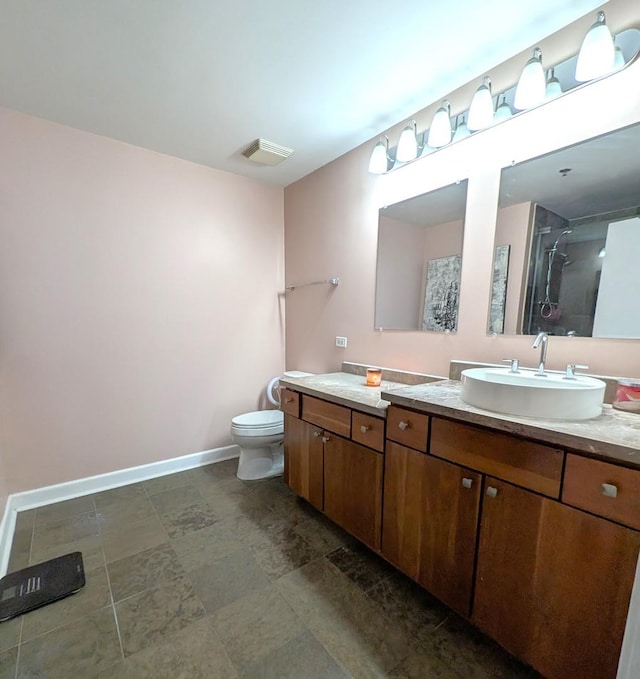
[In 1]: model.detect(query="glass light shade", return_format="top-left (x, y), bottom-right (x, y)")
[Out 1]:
top-left (396, 121), bottom-right (418, 162)
top-left (452, 115), bottom-right (470, 142)
top-left (598, 247), bottom-right (606, 258)
top-left (427, 100), bottom-right (452, 147)
top-left (494, 95), bottom-right (512, 122)
top-left (545, 68), bottom-right (563, 100)
top-left (368, 137), bottom-right (389, 174)
top-left (467, 77), bottom-right (494, 131)
top-left (514, 48), bottom-right (545, 110)
top-left (575, 11), bottom-right (615, 82)
top-left (614, 45), bottom-right (625, 69)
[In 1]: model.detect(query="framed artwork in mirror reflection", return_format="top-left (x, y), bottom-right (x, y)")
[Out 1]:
top-left (422, 255), bottom-right (461, 332)
top-left (488, 244), bottom-right (511, 334)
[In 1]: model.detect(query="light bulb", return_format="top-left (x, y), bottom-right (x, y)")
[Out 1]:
top-left (514, 48), bottom-right (545, 110)
top-left (468, 77), bottom-right (494, 131)
top-left (427, 100), bottom-right (452, 148)
top-left (576, 11), bottom-right (615, 81)
top-left (396, 121), bottom-right (419, 162)
top-left (368, 137), bottom-right (389, 174)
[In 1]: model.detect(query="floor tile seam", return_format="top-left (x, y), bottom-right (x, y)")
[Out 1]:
top-left (17, 603), bottom-right (115, 647)
top-left (107, 545), bottom-right (189, 605)
top-left (13, 639), bottom-right (20, 679)
top-left (142, 473), bottom-right (194, 499)
top-left (112, 569), bottom-right (198, 610)
top-left (102, 546), bottom-right (126, 662)
top-left (99, 508), bottom-right (171, 552)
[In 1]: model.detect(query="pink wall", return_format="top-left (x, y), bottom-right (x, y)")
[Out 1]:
top-left (0, 107), bottom-right (285, 502)
top-left (284, 1), bottom-right (640, 381)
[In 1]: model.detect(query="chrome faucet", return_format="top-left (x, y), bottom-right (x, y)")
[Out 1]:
top-left (531, 331), bottom-right (548, 376)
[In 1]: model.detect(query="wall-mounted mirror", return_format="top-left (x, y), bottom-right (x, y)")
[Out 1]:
top-left (376, 180), bottom-right (467, 331)
top-left (491, 123), bottom-right (640, 339)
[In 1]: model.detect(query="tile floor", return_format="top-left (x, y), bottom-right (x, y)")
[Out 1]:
top-left (0, 459), bottom-right (540, 678)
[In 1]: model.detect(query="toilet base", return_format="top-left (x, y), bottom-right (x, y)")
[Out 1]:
top-left (236, 442), bottom-right (284, 481)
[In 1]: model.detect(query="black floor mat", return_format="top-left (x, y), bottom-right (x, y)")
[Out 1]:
top-left (0, 552), bottom-right (85, 622)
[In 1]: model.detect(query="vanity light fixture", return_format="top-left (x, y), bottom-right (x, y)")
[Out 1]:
top-left (514, 47), bottom-right (545, 110)
top-left (396, 120), bottom-right (421, 162)
top-left (575, 11), bottom-right (615, 81)
top-left (368, 136), bottom-right (392, 174)
top-left (494, 94), bottom-right (512, 122)
top-left (467, 76), bottom-right (494, 131)
top-left (452, 114), bottom-right (470, 142)
top-left (545, 68), bottom-right (563, 99)
top-left (365, 19), bottom-right (639, 175)
top-left (427, 100), bottom-right (452, 148)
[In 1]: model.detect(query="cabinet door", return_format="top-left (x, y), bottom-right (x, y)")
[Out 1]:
top-left (283, 414), bottom-right (324, 510)
top-left (382, 442), bottom-right (481, 616)
top-left (324, 434), bottom-right (383, 551)
top-left (474, 477), bottom-right (640, 679)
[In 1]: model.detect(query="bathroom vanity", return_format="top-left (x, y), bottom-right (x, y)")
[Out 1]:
top-left (279, 368), bottom-right (640, 679)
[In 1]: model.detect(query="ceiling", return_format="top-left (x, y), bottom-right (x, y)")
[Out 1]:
top-left (500, 122), bottom-right (640, 220)
top-left (0, 0), bottom-right (605, 187)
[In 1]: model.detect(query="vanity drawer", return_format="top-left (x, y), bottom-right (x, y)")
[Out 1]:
top-left (302, 395), bottom-right (351, 438)
top-left (430, 418), bottom-right (563, 498)
top-left (280, 389), bottom-right (300, 417)
top-left (352, 411), bottom-right (385, 452)
top-left (563, 454), bottom-right (640, 530)
top-left (387, 406), bottom-right (429, 452)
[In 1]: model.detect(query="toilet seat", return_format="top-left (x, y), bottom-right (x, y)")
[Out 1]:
top-left (231, 410), bottom-right (283, 438)
top-left (232, 410), bottom-right (283, 428)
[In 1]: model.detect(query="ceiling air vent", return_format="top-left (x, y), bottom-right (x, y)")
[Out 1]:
top-left (242, 138), bottom-right (294, 166)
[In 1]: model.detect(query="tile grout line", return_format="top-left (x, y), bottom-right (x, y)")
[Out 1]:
top-left (100, 526), bottom-right (125, 663)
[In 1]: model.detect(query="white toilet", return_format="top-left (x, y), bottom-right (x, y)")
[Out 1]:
top-left (231, 371), bottom-right (313, 481)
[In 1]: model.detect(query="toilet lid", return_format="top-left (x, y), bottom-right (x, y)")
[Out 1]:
top-left (232, 410), bottom-right (284, 428)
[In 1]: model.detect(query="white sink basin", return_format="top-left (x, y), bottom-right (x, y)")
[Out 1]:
top-left (460, 367), bottom-right (606, 420)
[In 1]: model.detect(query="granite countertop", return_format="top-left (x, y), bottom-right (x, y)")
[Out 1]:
top-left (381, 380), bottom-right (640, 468)
top-left (279, 372), bottom-right (399, 417)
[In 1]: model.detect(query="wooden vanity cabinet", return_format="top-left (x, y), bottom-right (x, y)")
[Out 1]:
top-left (382, 440), bottom-right (481, 616)
top-left (324, 433), bottom-right (383, 551)
top-left (474, 477), bottom-right (640, 679)
top-left (283, 391), bottom-right (385, 550)
top-left (283, 414), bottom-right (324, 511)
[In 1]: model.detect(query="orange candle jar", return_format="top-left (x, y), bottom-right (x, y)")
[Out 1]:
top-left (366, 368), bottom-right (382, 387)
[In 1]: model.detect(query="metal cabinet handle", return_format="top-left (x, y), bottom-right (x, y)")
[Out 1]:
top-left (398, 421), bottom-right (409, 431)
top-left (486, 486), bottom-right (498, 498)
top-left (462, 478), bottom-right (473, 489)
top-left (360, 425), bottom-right (370, 433)
top-left (601, 483), bottom-right (618, 498)
top-left (312, 431), bottom-right (322, 438)
top-left (284, 397), bottom-right (294, 403)
top-left (322, 436), bottom-right (330, 443)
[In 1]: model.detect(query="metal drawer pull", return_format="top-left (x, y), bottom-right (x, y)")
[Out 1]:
top-left (398, 421), bottom-right (409, 431)
top-left (312, 431), bottom-right (322, 438)
top-left (486, 486), bottom-right (498, 498)
top-left (601, 483), bottom-right (618, 498)
top-left (322, 436), bottom-right (330, 443)
top-left (284, 397), bottom-right (294, 403)
top-left (360, 425), bottom-right (370, 433)
top-left (462, 478), bottom-right (473, 489)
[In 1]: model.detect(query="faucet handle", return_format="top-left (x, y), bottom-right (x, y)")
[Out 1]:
top-left (564, 363), bottom-right (589, 380)
top-left (502, 358), bottom-right (520, 373)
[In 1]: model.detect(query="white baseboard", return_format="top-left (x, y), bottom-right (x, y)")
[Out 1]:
top-left (0, 444), bottom-right (240, 576)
